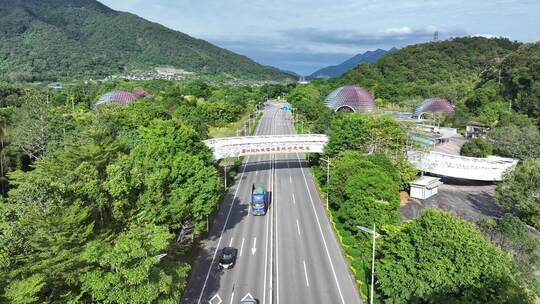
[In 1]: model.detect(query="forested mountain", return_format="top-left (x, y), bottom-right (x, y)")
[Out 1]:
top-left (309, 48), bottom-right (394, 79)
top-left (480, 42), bottom-right (540, 118)
top-left (337, 37), bottom-right (521, 103)
top-left (0, 0), bottom-right (293, 82)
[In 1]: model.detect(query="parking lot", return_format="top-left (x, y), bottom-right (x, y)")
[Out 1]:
top-left (401, 177), bottom-right (503, 222)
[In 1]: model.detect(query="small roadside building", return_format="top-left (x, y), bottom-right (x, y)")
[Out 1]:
top-left (410, 176), bottom-right (443, 200)
top-left (466, 121), bottom-right (490, 139)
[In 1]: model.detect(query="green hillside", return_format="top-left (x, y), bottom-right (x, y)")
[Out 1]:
top-left (337, 37), bottom-right (521, 104)
top-left (0, 0), bottom-right (293, 82)
top-left (481, 42), bottom-right (540, 118)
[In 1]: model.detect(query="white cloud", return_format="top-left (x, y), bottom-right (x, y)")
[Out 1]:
top-left (382, 26), bottom-right (413, 35)
top-left (98, 0), bottom-right (540, 74)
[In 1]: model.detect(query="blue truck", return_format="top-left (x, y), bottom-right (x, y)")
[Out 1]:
top-left (251, 184), bottom-right (268, 216)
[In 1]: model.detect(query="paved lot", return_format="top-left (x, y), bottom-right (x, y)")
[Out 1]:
top-left (401, 177), bottom-right (503, 222)
top-left (433, 136), bottom-right (467, 155)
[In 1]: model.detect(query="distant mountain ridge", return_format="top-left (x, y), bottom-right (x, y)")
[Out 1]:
top-left (309, 48), bottom-right (396, 79)
top-left (0, 0), bottom-right (293, 82)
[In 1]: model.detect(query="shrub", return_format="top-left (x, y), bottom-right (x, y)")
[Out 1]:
top-left (460, 138), bottom-right (493, 157)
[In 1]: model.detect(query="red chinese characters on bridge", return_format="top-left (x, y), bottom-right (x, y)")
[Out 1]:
top-left (240, 145), bottom-right (312, 154)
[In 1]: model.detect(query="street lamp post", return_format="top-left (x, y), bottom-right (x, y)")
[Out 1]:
top-left (358, 225), bottom-right (382, 304)
top-left (320, 157), bottom-right (331, 210)
top-left (223, 158), bottom-right (228, 189)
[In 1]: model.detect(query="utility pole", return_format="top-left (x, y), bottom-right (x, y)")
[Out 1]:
top-left (358, 225), bottom-right (382, 304)
top-left (224, 158), bottom-right (228, 188)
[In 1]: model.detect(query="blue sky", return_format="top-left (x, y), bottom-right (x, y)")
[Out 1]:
top-left (100, 0), bottom-right (540, 75)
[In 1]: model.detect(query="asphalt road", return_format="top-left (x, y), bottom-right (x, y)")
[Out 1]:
top-left (182, 102), bottom-right (362, 304)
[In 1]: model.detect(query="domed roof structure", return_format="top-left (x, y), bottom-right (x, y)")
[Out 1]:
top-left (413, 98), bottom-right (453, 117)
top-left (95, 91), bottom-right (138, 107)
top-left (324, 86), bottom-right (376, 113)
top-left (132, 87), bottom-right (148, 98)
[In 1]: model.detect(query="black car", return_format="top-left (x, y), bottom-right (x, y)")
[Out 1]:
top-left (218, 247), bottom-right (237, 269)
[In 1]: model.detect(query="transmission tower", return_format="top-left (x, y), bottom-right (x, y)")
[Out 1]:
top-left (433, 31), bottom-right (439, 42)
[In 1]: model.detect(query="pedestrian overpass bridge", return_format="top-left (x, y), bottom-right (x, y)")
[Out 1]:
top-left (204, 135), bottom-right (517, 181)
top-left (203, 134), bottom-right (328, 160)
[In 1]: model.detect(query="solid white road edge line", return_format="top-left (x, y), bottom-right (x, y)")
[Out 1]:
top-left (296, 153), bottom-right (346, 304)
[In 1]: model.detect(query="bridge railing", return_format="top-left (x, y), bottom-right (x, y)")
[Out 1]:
top-left (203, 134), bottom-right (329, 160)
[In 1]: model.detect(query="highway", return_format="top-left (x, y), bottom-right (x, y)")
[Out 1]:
top-left (182, 102), bottom-right (362, 304)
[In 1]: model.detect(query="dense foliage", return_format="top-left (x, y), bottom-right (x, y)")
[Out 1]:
top-left (490, 121), bottom-right (540, 160)
top-left (479, 215), bottom-right (540, 295)
top-left (338, 37), bottom-right (520, 105)
top-left (484, 42), bottom-right (540, 118)
top-left (0, 0), bottom-right (293, 82)
top-left (325, 152), bottom-right (402, 298)
top-left (460, 137), bottom-right (493, 157)
top-left (0, 79), bottom-right (266, 302)
top-left (284, 36), bottom-right (540, 303)
top-left (496, 158), bottom-right (540, 228)
top-left (377, 209), bottom-right (532, 304)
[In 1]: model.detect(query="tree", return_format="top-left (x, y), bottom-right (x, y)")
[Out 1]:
top-left (377, 209), bottom-right (532, 304)
top-left (288, 84), bottom-right (325, 122)
top-left (10, 91), bottom-right (52, 159)
top-left (81, 224), bottom-right (188, 304)
top-left (478, 215), bottom-right (540, 295)
top-left (496, 158), bottom-right (540, 228)
top-left (325, 114), bottom-right (408, 160)
top-left (329, 152), bottom-right (401, 229)
top-left (460, 138), bottom-right (493, 157)
top-left (105, 119), bottom-right (221, 231)
top-left (490, 124), bottom-right (540, 160)
top-left (4, 274), bottom-right (46, 304)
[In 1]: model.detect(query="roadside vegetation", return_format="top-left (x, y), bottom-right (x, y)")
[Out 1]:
top-left (289, 36), bottom-right (540, 303)
top-left (0, 79), bottom-right (280, 303)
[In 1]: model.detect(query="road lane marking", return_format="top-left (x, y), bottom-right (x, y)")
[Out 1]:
top-left (242, 293), bottom-right (255, 301)
top-left (196, 107), bottom-right (268, 304)
top-left (256, 170), bottom-right (259, 176)
top-left (303, 261), bottom-right (310, 287)
top-left (289, 176), bottom-right (292, 184)
top-left (209, 294), bottom-right (222, 304)
top-left (251, 237), bottom-right (257, 255)
top-left (239, 238), bottom-right (245, 257)
top-left (229, 292), bottom-right (234, 304)
top-left (296, 154), bottom-right (346, 304)
top-left (229, 237), bottom-right (233, 247)
top-left (271, 109), bottom-right (279, 304)
top-left (292, 193), bottom-right (296, 205)
top-left (297, 219), bottom-right (301, 235)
